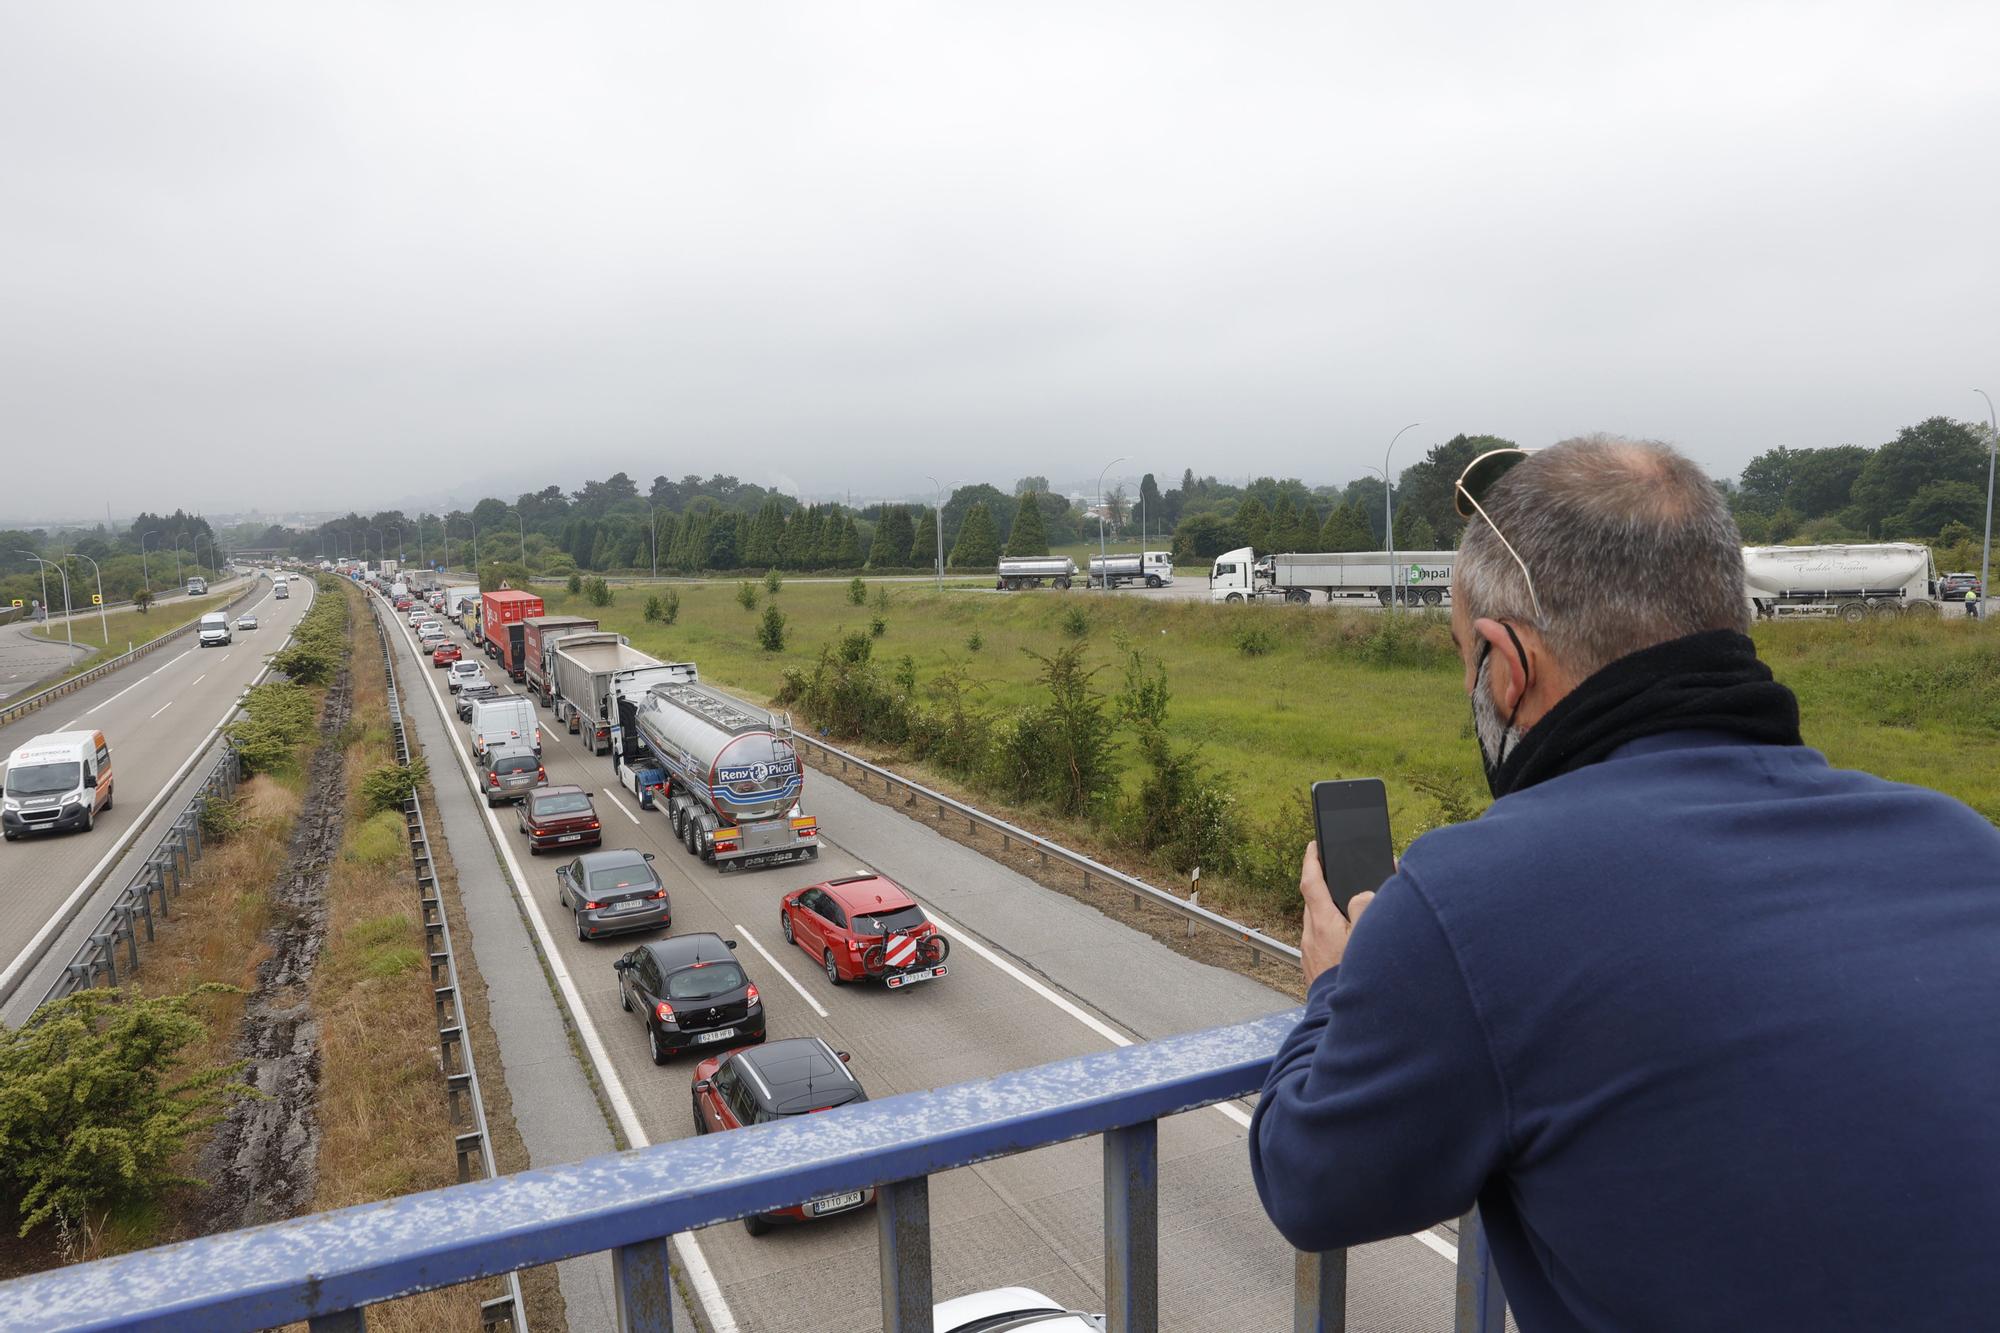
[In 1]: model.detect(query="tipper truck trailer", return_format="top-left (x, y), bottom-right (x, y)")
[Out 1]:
top-left (480, 590), bottom-right (547, 679)
top-left (522, 615), bottom-right (599, 705)
top-left (613, 677), bottom-right (819, 869)
top-left (1741, 543), bottom-right (1939, 621)
top-left (1209, 547), bottom-right (1456, 605)
top-left (550, 632), bottom-right (665, 753)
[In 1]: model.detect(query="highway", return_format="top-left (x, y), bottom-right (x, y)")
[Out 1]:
top-left (382, 595), bottom-right (1464, 1330)
top-left (0, 576), bottom-right (312, 1022)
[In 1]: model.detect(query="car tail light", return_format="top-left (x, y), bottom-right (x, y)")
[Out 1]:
top-left (745, 984), bottom-right (760, 1006)
top-left (488, 772), bottom-right (499, 786)
top-left (536, 766), bottom-right (546, 781)
top-left (655, 1002), bottom-right (674, 1023)
top-left (584, 900), bottom-right (602, 910)
top-left (648, 889), bottom-right (667, 900)
top-left (587, 820), bottom-right (600, 830)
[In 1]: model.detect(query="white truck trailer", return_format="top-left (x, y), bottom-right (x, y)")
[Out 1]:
top-left (1742, 543), bottom-right (1939, 621)
top-left (1087, 551), bottom-right (1175, 589)
top-left (612, 677), bottom-right (819, 869)
top-left (1209, 547), bottom-right (1455, 605)
top-left (995, 556), bottom-right (1078, 590)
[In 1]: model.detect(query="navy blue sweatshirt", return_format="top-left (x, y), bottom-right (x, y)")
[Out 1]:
top-left (1251, 732), bottom-right (2000, 1331)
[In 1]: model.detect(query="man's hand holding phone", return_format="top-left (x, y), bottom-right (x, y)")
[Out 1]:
top-left (1300, 842), bottom-right (1375, 988)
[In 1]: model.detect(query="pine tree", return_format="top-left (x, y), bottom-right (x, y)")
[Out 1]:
top-left (744, 499), bottom-right (785, 568)
top-left (836, 516), bottom-right (865, 567)
top-left (779, 507), bottom-right (812, 569)
top-left (1320, 501), bottom-right (1373, 552)
top-left (1237, 497), bottom-right (1271, 552)
top-left (1392, 506), bottom-right (1438, 551)
top-left (652, 512), bottom-right (680, 571)
top-left (813, 508), bottom-right (843, 569)
top-left (910, 510), bottom-right (939, 569)
top-left (949, 503), bottom-right (1000, 569)
top-left (869, 505), bottom-right (907, 567)
top-left (1005, 490), bottom-right (1050, 555)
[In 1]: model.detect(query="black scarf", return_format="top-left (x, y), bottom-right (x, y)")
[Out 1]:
top-left (1491, 629), bottom-right (1803, 799)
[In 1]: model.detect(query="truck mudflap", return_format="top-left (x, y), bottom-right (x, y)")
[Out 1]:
top-left (711, 814), bottom-right (819, 868)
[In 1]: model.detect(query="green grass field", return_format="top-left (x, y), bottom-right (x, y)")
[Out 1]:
top-left (25, 591), bottom-right (239, 681)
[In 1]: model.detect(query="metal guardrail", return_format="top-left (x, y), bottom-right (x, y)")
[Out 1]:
top-left (36, 747), bottom-right (242, 1006)
top-left (0, 577), bottom-right (263, 729)
top-left (789, 732), bottom-right (1302, 970)
top-left (0, 1010), bottom-right (1509, 1332)
top-left (373, 608), bottom-right (526, 1333)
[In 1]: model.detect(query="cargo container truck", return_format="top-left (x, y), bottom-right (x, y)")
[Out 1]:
top-left (480, 590), bottom-right (547, 679)
top-left (522, 614), bottom-right (600, 705)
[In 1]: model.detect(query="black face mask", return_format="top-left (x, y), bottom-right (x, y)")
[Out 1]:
top-left (1471, 625), bottom-right (1529, 799)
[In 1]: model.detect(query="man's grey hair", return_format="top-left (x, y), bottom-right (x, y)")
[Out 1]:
top-left (1455, 435), bottom-right (1749, 679)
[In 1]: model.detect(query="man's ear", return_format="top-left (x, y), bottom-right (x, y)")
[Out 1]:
top-left (1471, 617), bottom-right (1528, 713)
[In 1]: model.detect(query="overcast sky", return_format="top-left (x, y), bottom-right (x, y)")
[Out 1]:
top-left (4, 1), bottom-right (1998, 522)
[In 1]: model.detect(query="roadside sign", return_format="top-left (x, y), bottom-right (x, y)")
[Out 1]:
top-left (9, 599), bottom-right (20, 608)
top-left (91, 594), bottom-right (102, 605)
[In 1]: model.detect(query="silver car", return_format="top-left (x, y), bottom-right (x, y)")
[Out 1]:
top-left (482, 744), bottom-right (545, 807)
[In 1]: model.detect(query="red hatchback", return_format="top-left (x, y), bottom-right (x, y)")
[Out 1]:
top-left (432, 643), bottom-right (463, 667)
top-left (691, 1037), bottom-right (872, 1234)
top-left (780, 874), bottom-right (949, 989)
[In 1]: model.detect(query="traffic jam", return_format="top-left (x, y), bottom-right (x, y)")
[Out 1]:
top-left (362, 568), bottom-right (948, 1235)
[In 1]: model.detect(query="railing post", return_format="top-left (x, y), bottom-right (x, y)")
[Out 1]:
top-left (611, 1235), bottom-right (674, 1332)
top-left (877, 1176), bottom-right (933, 1331)
top-left (1452, 1210), bottom-right (1507, 1333)
top-left (1103, 1120), bottom-right (1159, 1332)
top-left (1294, 1249), bottom-right (1347, 1332)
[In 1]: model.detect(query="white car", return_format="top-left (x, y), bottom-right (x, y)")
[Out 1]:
top-left (235, 614), bottom-right (259, 631)
top-left (418, 620), bottom-right (447, 638)
top-left (933, 1289), bottom-right (1104, 1333)
top-left (447, 660), bottom-right (487, 694)
top-left (407, 608), bottom-right (429, 626)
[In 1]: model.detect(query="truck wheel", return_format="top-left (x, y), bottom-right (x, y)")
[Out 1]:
top-left (1055, 577), bottom-right (1071, 590)
top-left (1285, 589), bottom-right (1310, 605)
top-left (1869, 600), bottom-right (1898, 619)
top-left (1376, 590), bottom-right (1392, 606)
top-left (1907, 600), bottom-right (1940, 617)
top-left (1147, 575), bottom-right (1162, 588)
top-left (1423, 588), bottom-right (1444, 607)
top-left (1225, 592), bottom-right (1243, 604)
top-left (1838, 601), bottom-right (1868, 623)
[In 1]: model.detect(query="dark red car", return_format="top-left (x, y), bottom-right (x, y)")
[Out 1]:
top-left (432, 643), bottom-right (463, 667)
top-left (691, 1037), bottom-right (872, 1234)
top-left (780, 874), bottom-right (948, 989)
top-left (393, 597), bottom-right (413, 611)
top-left (518, 785), bottom-right (602, 854)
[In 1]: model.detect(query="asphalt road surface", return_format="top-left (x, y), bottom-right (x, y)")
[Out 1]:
top-left (383, 597), bottom-right (1464, 1331)
top-left (0, 577), bottom-right (309, 1022)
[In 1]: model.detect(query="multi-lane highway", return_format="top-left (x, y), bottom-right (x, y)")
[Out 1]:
top-left (0, 576), bottom-right (313, 1022)
top-left (381, 594), bottom-right (1464, 1330)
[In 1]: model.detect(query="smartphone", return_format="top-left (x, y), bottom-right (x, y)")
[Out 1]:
top-left (1311, 778), bottom-right (1396, 917)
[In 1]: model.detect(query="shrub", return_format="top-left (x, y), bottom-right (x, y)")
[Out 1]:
top-left (776, 643), bottom-right (911, 744)
top-left (644, 595), bottom-right (665, 623)
top-left (662, 588), bottom-right (681, 624)
top-left (1060, 605), bottom-right (1090, 638)
top-left (359, 757), bottom-right (427, 815)
top-left (1235, 626), bottom-right (1276, 658)
top-left (196, 793), bottom-right (246, 844)
top-left (345, 809), bottom-right (408, 866)
top-left (567, 572), bottom-right (584, 595)
top-left (133, 590), bottom-right (153, 614)
top-left (226, 681), bottom-right (320, 775)
top-left (0, 985), bottom-right (253, 1239)
top-left (870, 616), bottom-right (887, 638)
top-left (757, 604), bottom-right (787, 652)
top-left (736, 582), bottom-right (759, 612)
top-left (764, 569), bottom-right (783, 595)
top-left (837, 629), bottom-right (873, 665)
top-left (873, 586), bottom-right (892, 612)
top-left (847, 577), bottom-right (867, 606)
top-left (584, 577), bottom-right (613, 607)
top-left (965, 630), bottom-right (984, 653)
top-left (1123, 731), bottom-right (1235, 875)
top-left (986, 646), bottom-right (1119, 816)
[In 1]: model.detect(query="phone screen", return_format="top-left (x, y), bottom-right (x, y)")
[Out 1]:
top-left (1311, 778), bottom-right (1396, 917)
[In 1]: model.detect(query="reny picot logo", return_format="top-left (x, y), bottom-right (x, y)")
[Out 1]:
top-left (718, 757), bottom-right (798, 785)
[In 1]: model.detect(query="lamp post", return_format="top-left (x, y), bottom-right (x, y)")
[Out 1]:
top-left (1096, 457), bottom-right (1127, 592)
top-left (1976, 389), bottom-right (1996, 623)
top-left (69, 552), bottom-right (109, 644)
top-left (1382, 422), bottom-right (1420, 615)
top-left (19, 553), bottom-right (71, 646)
top-left (647, 504), bottom-right (660, 580)
top-left (500, 509), bottom-right (527, 567)
top-left (924, 477), bottom-right (945, 588)
top-left (140, 529), bottom-right (161, 592)
top-left (170, 535), bottom-right (183, 592)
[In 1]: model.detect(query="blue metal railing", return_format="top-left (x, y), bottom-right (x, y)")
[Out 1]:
top-left (0, 1012), bottom-right (1507, 1332)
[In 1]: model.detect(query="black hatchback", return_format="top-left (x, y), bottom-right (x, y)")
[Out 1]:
top-left (615, 933), bottom-right (766, 1063)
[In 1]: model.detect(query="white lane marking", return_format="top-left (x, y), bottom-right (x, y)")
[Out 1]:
top-left (386, 608), bottom-right (739, 1333)
top-left (600, 788), bottom-right (641, 825)
top-left (147, 648), bottom-right (193, 677)
top-left (149, 701), bottom-right (173, 719)
top-left (86, 678), bottom-right (146, 714)
top-left (732, 923), bottom-right (830, 1019)
top-left (189, 674), bottom-right (205, 687)
top-left (58, 717), bottom-right (80, 730)
top-left (0, 582), bottom-right (316, 1006)
top-left (539, 724), bottom-right (561, 745)
top-left (1413, 1229), bottom-right (1458, 1262)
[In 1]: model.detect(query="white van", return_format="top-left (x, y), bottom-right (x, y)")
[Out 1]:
top-left (469, 696), bottom-right (540, 764)
top-left (198, 611), bottom-right (233, 647)
top-left (3, 730), bottom-right (114, 839)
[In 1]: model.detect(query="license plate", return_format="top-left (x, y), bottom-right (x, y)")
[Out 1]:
top-left (811, 1191), bottom-right (864, 1215)
top-left (557, 833), bottom-right (582, 842)
top-left (613, 899), bottom-right (650, 913)
top-left (693, 1027), bottom-right (736, 1044)
top-left (885, 967), bottom-right (941, 988)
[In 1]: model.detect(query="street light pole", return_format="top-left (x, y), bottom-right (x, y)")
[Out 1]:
top-left (69, 552), bottom-right (109, 644)
top-left (1097, 457), bottom-right (1127, 592)
top-left (16, 551), bottom-right (51, 636)
top-left (924, 477), bottom-right (945, 588)
top-left (140, 529), bottom-right (160, 592)
top-left (1382, 422), bottom-right (1420, 615)
top-left (1976, 389), bottom-right (1996, 623)
top-left (647, 504), bottom-right (659, 580)
top-left (20, 553), bottom-right (71, 647)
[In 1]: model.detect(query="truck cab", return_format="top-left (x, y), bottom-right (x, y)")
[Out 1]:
top-left (186, 576), bottom-right (208, 596)
top-left (1209, 547), bottom-right (1262, 602)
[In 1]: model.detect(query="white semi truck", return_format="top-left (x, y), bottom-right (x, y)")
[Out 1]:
top-left (1742, 543), bottom-right (1939, 621)
top-left (1209, 547), bottom-right (1455, 605)
top-left (612, 677), bottom-right (819, 869)
top-left (1087, 551), bottom-right (1174, 589)
top-left (995, 556), bottom-right (1078, 590)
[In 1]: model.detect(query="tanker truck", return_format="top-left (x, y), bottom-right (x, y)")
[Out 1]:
top-left (1742, 543), bottom-right (1939, 621)
top-left (1087, 550), bottom-right (1175, 589)
top-left (995, 556), bottom-right (1077, 590)
top-left (611, 677), bottom-right (819, 869)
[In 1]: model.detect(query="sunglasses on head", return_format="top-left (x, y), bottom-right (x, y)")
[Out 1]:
top-left (1454, 447), bottom-right (1545, 623)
